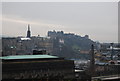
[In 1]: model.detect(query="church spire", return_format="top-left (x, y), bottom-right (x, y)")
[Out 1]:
top-left (28, 24), bottom-right (30, 31)
top-left (27, 24), bottom-right (31, 38)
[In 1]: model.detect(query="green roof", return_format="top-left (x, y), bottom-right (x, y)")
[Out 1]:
top-left (0, 55), bottom-right (58, 60)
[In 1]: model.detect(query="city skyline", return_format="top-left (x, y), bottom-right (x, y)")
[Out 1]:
top-left (2, 2), bottom-right (118, 43)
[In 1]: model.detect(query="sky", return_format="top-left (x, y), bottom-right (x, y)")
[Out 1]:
top-left (2, 2), bottom-right (118, 43)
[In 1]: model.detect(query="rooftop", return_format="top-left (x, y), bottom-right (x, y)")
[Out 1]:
top-left (0, 55), bottom-right (58, 60)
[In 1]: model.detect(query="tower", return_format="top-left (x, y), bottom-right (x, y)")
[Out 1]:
top-left (90, 44), bottom-right (95, 76)
top-left (27, 24), bottom-right (31, 38)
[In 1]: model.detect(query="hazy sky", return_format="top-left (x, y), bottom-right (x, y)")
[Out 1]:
top-left (2, 2), bottom-right (118, 43)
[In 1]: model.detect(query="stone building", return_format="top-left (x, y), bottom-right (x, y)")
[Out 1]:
top-left (1, 55), bottom-right (75, 80)
top-left (2, 25), bottom-right (53, 56)
top-left (2, 36), bottom-right (53, 56)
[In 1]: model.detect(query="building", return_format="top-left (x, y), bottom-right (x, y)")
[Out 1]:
top-left (2, 37), bottom-right (53, 56)
top-left (2, 37), bottom-right (17, 56)
top-left (1, 54), bottom-right (75, 80)
top-left (2, 25), bottom-right (54, 56)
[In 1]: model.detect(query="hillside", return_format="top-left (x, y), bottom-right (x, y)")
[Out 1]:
top-left (48, 31), bottom-right (96, 59)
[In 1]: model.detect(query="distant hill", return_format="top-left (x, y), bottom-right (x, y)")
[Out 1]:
top-left (48, 30), bottom-right (97, 59)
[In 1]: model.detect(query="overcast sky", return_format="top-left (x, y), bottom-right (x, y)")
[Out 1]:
top-left (2, 2), bottom-right (118, 43)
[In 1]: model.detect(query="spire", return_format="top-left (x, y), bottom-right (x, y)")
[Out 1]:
top-left (28, 24), bottom-right (30, 31)
top-left (27, 24), bottom-right (31, 38)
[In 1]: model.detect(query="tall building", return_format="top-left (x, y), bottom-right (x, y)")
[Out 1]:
top-left (27, 24), bottom-right (31, 38)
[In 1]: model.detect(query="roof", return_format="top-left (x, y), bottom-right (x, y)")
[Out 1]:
top-left (0, 55), bottom-right (58, 60)
top-left (20, 37), bottom-right (31, 40)
top-left (92, 75), bottom-right (120, 81)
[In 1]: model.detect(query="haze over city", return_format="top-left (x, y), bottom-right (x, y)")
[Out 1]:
top-left (1, 1), bottom-right (120, 81)
top-left (2, 2), bottom-right (118, 43)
